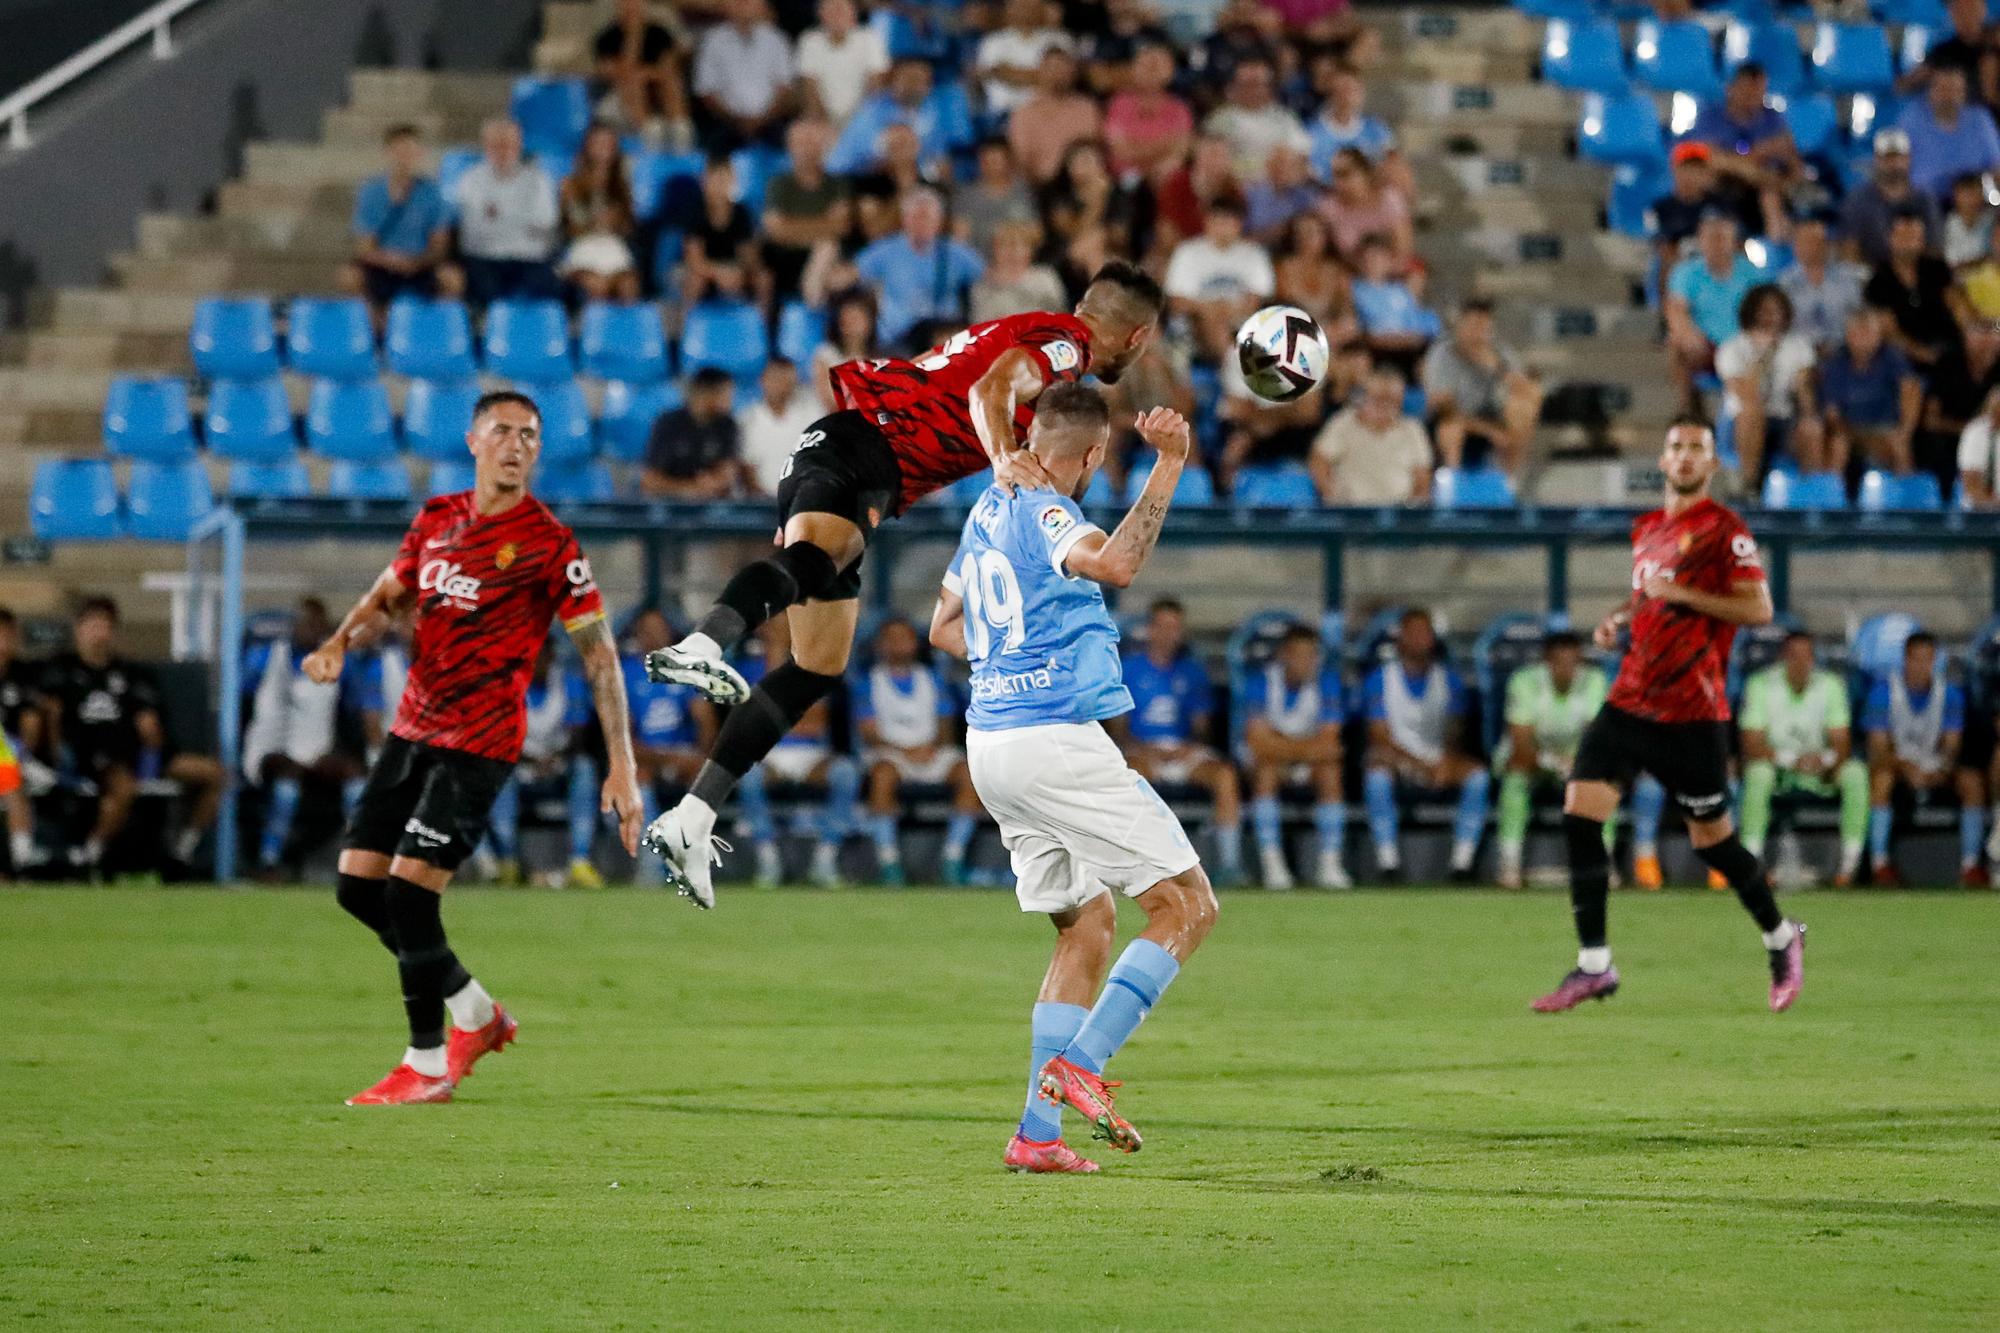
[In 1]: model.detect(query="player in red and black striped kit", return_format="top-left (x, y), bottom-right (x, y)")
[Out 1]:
top-left (1533, 419), bottom-right (1808, 1014)
top-left (302, 391), bottom-right (645, 1105)
top-left (640, 262), bottom-right (1166, 908)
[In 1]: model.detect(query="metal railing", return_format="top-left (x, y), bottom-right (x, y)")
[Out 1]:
top-left (1, 0), bottom-right (215, 151)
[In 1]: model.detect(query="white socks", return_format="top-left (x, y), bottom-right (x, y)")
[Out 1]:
top-left (1577, 946), bottom-right (1613, 974)
top-left (1450, 840), bottom-right (1476, 872)
top-left (10, 830), bottom-right (33, 865)
top-left (679, 632), bottom-right (722, 662)
top-left (404, 1045), bottom-right (447, 1078)
top-left (445, 976), bottom-right (496, 1032)
top-left (1762, 920), bottom-right (1797, 951)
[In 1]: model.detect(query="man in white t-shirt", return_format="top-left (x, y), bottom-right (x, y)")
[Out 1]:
top-left (976, 0), bottom-right (1072, 118)
top-left (450, 118), bottom-right (560, 306)
top-left (1958, 386), bottom-right (2000, 508)
top-left (736, 356), bottom-right (822, 495)
top-left (1163, 196), bottom-right (1273, 361)
top-left (796, 0), bottom-right (887, 128)
top-left (693, 0), bottom-right (796, 146)
top-left (1309, 368), bottom-right (1434, 505)
top-left (1202, 58), bottom-right (1309, 180)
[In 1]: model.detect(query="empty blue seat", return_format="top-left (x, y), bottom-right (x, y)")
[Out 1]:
top-left (1851, 610), bottom-right (1920, 682)
top-left (1875, 0), bottom-right (1948, 24)
top-left (1516, 0), bottom-right (1594, 18)
top-left (730, 145), bottom-right (789, 212)
top-left (1433, 465), bottom-right (1519, 509)
top-left (1723, 20), bottom-right (1806, 97)
top-left (306, 378), bottom-right (398, 461)
top-left (538, 459), bottom-right (617, 503)
top-left (437, 145), bottom-right (481, 199)
top-left (385, 297), bottom-right (477, 379)
top-left (629, 148), bottom-right (705, 220)
top-left (1608, 161), bottom-right (1671, 237)
top-left (1858, 469), bottom-right (1944, 511)
top-left (509, 77), bottom-right (591, 157)
top-left (523, 379), bottom-right (595, 462)
top-left (483, 298), bottom-right (572, 382)
top-left (776, 300), bottom-right (826, 366)
top-left (1811, 23), bottom-right (1894, 95)
top-left (30, 459), bottom-right (121, 539)
top-left (126, 458), bottom-right (214, 540)
top-left (1761, 469), bottom-right (1849, 509)
top-left (1780, 92), bottom-right (1840, 156)
top-left (228, 457), bottom-right (312, 500)
top-left (328, 458), bottom-right (413, 501)
top-left (402, 377), bottom-right (482, 461)
top-left (1232, 464), bottom-right (1319, 508)
top-left (1899, 25), bottom-right (1940, 77)
top-left (287, 297), bottom-right (376, 379)
top-left (681, 300), bottom-right (768, 383)
top-left (1632, 20), bottom-right (1722, 99)
top-left (102, 376), bottom-right (196, 460)
top-left (204, 376), bottom-right (296, 461)
top-left (190, 296), bottom-right (279, 379)
top-left (1126, 462), bottom-right (1218, 506)
top-left (1578, 92), bottom-right (1667, 166)
top-left (599, 379), bottom-right (679, 463)
top-left (579, 302), bottom-right (668, 383)
top-left (430, 457), bottom-right (476, 496)
top-left (1541, 18), bottom-right (1628, 93)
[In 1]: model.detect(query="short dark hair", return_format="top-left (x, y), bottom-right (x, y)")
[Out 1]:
top-left (1667, 412), bottom-right (1715, 436)
top-left (1783, 629), bottom-right (1814, 646)
top-left (1401, 607), bottom-right (1433, 628)
top-left (1279, 623), bottom-right (1320, 649)
top-left (1907, 630), bottom-right (1938, 653)
top-left (1149, 598), bottom-right (1185, 618)
top-left (976, 135), bottom-right (1012, 155)
top-left (383, 122), bottom-right (420, 144)
top-left (1083, 260), bottom-right (1166, 323)
top-left (704, 148), bottom-right (734, 173)
top-left (1732, 60), bottom-right (1766, 81)
top-left (1459, 296), bottom-right (1496, 317)
top-left (473, 390), bottom-right (540, 425)
top-left (0, 607), bottom-right (16, 630)
top-left (1035, 381), bottom-right (1110, 435)
top-left (765, 354), bottom-right (796, 372)
top-left (1545, 629), bottom-right (1583, 652)
top-left (690, 366), bottom-right (736, 392)
top-left (76, 595), bottom-right (119, 623)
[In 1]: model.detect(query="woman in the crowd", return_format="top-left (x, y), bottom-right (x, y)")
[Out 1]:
top-left (557, 122), bottom-right (643, 302)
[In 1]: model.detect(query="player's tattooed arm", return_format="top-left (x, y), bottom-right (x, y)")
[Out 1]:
top-left (929, 589), bottom-right (969, 661)
top-left (970, 349), bottom-right (1056, 494)
top-left (1065, 408), bottom-right (1190, 588)
top-left (304, 566), bottom-right (411, 683)
top-left (566, 615), bottom-right (645, 855)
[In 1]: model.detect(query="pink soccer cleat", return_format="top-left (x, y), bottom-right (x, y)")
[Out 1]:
top-left (446, 1004), bottom-right (518, 1084)
top-left (1768, 921), bottom-right (1806, 1013)
top-left (345, 1063), bottom-right (453, 1106)
top-left (1003, 1134), bottom-right (1100, 1174)
top-left (1038, 1055), bottom-right (1142, 1153)
top-left (1530, 966), bottom-right (1621, 1013)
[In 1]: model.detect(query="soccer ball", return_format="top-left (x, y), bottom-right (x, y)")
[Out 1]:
top-left (1235, 305), bottom-right (1329, 403)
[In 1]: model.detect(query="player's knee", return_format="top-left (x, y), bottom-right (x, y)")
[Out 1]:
top-left (1686, 816), bottom-right (1733, 851)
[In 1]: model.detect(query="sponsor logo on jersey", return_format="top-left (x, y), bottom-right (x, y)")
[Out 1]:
top-left (419, 558), bottom-right (483, 607)
top-left (1042, 339), bottom-right (1082, 373)
top-left (566, 556), bottom-right (598, 599)
top-left (1038, 504), bottom-right (1076, 543)
top-left (494, 541), bottom-right (517, 571)
top-left (971, 667), bottom-right (1055, 699)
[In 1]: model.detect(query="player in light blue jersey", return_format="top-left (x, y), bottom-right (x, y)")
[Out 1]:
top-left (929, 385), bottom-right (1217, 1175)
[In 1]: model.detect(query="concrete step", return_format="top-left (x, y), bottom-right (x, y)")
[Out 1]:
top-left (0, 367), bottom-right (115, 408)
top-left (138, 212), bottom-right (354, 262)
top-left (0, 406), bottom-right (101, 449)
top-left (216, 179), bottom-right (358, 220)
top-left (1376, 80), bottom-right (1575, 129)
top-left (1381, 47), bottom-right (1537, 85)
top-left (243, 141), bottom-right (390, 188)
top-left (21, 330), bottom-right (190, 373)
top-left (48, 289), bottom-right (201, 335)
top-left (1417, 154), bottom-right (1608, 197)
top-left (534, 0), bottom-right (600, 75)
top-left (1400, 121), bottom-right (1570, 157)
top-left (1365, 8), bottom-right (1542, 58)
top-left (108, 251), bottom-right (340, 297)
top-left (346, 68), bottom-right (517, 113)
top-left (320, 105), bottom-right (497, 152)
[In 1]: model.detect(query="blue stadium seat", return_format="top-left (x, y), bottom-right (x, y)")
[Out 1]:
top-left (327, 458), bottom-right (414, 501)
top-left (776, 300), bottom-right (826, 366)
top-left (1578, 92), bottom-right (1667, 166)
top-left (1125, 461), bottom-right (1218, 506)
top-left (1433, 466), bottom-right (1519, 509)
top-left (385, 297), bottom-right (476, 379)
top-left (629, 148), bottom-right (706, 220)
top-left (227, 457), bottom-right (312, 500)
top-left (1811, 23), bottom-right (1895, 95)
top-left (1232, 463), bottom-right (1318, 507)
top-left (102, 376), bottom-right (196, 461)
top-left (579, 301), bottom-right (668, 383)
top-left (287, 297), bottom-right (376, 379)
top-left (1858, 469), bottom-right (1944, 511)
top-left (402, 377), bottom-right (481, 462)
top-left (30, 459), bottom-right (121, 540)
top-left (1607, 161), bottom-right (1671, 237)
top-left (1780, 92), bottom-right (1840, 157)
top-left (126, 458), bottom-right (214, 540)
top-left (599, 379), bottom-right (680, 463)
top-left (305, 378), bottom-right (398, 461)
top-left (509, 77), bottom-right (591, 157)
top-left (538, 459), bottom-right (617, 503)
top-left (1515, 0), bottom-right (1593, 18)
top-left (1875, 0), bottom-right (1948, 25)
top-left (438, 145), bottom-right (481, 198)
top-left (1541, 19), bottom-right (1628, 93)
top-left (681, 300), bottom-right (769, 383)
top-left (429, 457), bottom-right (476, 496)
top-left (1631, 19), bottom-right (1722, 99)
top-left (1723, 21), bottom-right (1806, 97)
top-left (483, 298), bottom-right (572, 382)
top-left (1761, 469), bottom-right (1849, 509)
top-left (523, 379), bottom-right (595, 463)
top-left (730, 145), bottom-right (789, 212)
top-left (1851, 610), bottom-right (1921, 683)
top-left (203, 376), bottom-right (296, 461)
top-left (189, 296), bottom-right (279, 379)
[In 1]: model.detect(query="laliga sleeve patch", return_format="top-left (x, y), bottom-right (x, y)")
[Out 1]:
top-left (1038, 503), bottom-right (1077, 543)
top-left (1041, 340), bottom-right (1081, 374)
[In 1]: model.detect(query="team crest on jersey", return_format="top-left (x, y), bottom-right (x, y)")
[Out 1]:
top-left (494, 542), bottom-right (517, 571)
top-left (1043, 340), bottom-right (1082, 373)
top-left (1039, 504), bottom-right (1077, 542)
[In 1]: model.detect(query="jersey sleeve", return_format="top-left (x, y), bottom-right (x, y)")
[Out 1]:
top-left (1719, 514), bottom-right (1766, 584)
top-left (1823, 674), bottom-right (1852, 731)
top-left (548, 529), bottom-right (606, 631)
top-left (1739, 670), bottom-right (1770, 730)
top-left (1503, 667), bottom-right (1537, 728)
top-left (390, 504), bottom-right (435, 588)
top-left (1021, 495), bottom-right (1103, 580)
top-left (1020, 329), bottom-right (1089, 387)
top-left (1862, 680), bottom-right (1890, 734)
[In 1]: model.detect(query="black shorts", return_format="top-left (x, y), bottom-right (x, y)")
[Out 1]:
top-left (344, 736), bottom-right (512, 871)
top-left (1572, 704), bottom-right (1733, 822)
top-left (775, 410), bottom-right (903, 601)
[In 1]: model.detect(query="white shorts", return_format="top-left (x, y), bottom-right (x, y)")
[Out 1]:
top-left (760, 744), bottom-right (829, 784)
top-left (969, 721), bottom-right (1201, 914)
top-left (865, 745), bottom-right (964, 784)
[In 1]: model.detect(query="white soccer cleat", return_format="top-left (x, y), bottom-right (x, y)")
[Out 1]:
top-left (641, 802), bottom-right (727, 909)
top-left (645, 639), bottom-right (751, 706)
top-left (809, 841), bottom-right (842, 888)
top-left (1259, 845), bottom-right (1295, 891)
top-left (1316, 850), bottom-right (1353, 890)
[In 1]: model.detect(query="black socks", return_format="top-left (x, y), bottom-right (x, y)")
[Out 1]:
top-left (335, 873), bottom-right (397, 955)
top-left (1564, 813), bottom-right (1611, 949)
top-left (690, 663), bottom-right (844, 808)
top-left (694, 545), bottom-right (844, 652)
top-left (1696, 834), bottom-right (1784, 932)
top-left (385, 877), bottom-right (467, 1051)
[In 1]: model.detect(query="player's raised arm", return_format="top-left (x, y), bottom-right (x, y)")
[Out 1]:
top-left (1062, 408), bottom-right (1190, 588)
top-left (565, 614), bottom-right (645, 856)
top-left (968, 347), bottom-right (1056, 494)
top-left (304, 565), bottom-right (414, 684)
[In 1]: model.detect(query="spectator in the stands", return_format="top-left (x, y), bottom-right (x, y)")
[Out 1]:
top-left (451, 118), bottom-right (560, 307)
top-left (1422, 297), bottom-right (1543, 477)
top-left (1078, 0), bottom-right (1175, 87)
top-left (693, 0), bottom-right (797, 149)
top-left (760, 118), bottom-right (849, 298)
top-left (1310, 365), bottom-right (1432, 504)
top-left (1900, 0), bottom-right (1998, 106)
top-left (1962, 218), bottom-right (2000, 317)
top-left (1686, 61), bottom-right (1796, 235)
top-left (1944, 171), bottom-right (1995, 267)
top-left (241, 597), bottom-right (366, 879)
top-left (557, 122), bottom-right (643, 303)
top-left (1649, 142), bottom-right (1750, 275)
top-left (1956, 386), bottom-right (2000, 508)
top-left (1196, 0), bottom-right (1284, 97)
top-left (978, 0), bottom-right (1072, 120)
top-left (1715, 283), bottom-right (1820, 482)
top-left (1103, 41), bottom-right (1194, 182)
top-left (1319, 146), bottom-right (1413, 268)
top-left (1897, 62), bottom-right (2000, 202)
top-left (1220, 369), bottom-right (1327, 484)
top-left (593, 0), bottom-right (691, 147)
top-left (1245, 142), bottom-right (1317, 240)
top-left (1361, 607), bottom-right (1489, 882)
top-left (1840, 130), bottom-right (1940, 268)
top-left (1665, 209), bottom-right (1759, 412)
top-left (1819, 307), bottom-right (1921, 477)
top-left (1920, 314), bottom-right (2000, 485)
top-left (855, 122), bottom-right (949, 239)
top-left (828, 56), bottom-right (975, 176)
top-left (971, 221), bottom-right (1067, 322)
top-left (643, 367), bottom-right (742, 499)
top-left (1114, 598), bottom-right (1246, 885)
top-left (855, 186), bottom-right (984, 350)
top-left (796, 0), bottom-right (888, 129)
top-left (1349, 232), bottom-right (1440, 372)
top-left (675, 151), bottom-right (758, 306)
top-left (1153, 132), bottom-right (1241, 250)
top-left (1307, 60), bottom-right (1411, 198)
top-left (1204, 57), bottom-right (1310, 180)
top-left (1322, 336), bottom-right (1375, 408)
top-left (1042, 139), bottom-right (1142, 280)
top-left (1008, 47), bottom-right (1103, 184)
top-left (1272, 210), bottom-right (1355, 342)
top-left (1164, 194), bottom-right (1273, 362)
top-left (339, 123), bottom-right (459, 313)
top-left (955, 138), bottom-right (1037, 256)
top-left (1778, 211), bottom-right (1866, 354)
top-left (1866, 204), bottom-right (1968, 369)
top-left (737, 356), bottom-right (820, 496)
top-left (811, 287), bottom-right (878, 408)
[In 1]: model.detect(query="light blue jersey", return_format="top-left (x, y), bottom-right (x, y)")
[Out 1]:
top-left (947, 486), bottom-right (1133, 731)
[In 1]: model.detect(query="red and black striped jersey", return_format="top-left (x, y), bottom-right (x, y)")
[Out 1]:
top-left (830, 311), bottom-right (1094, 509)
top-left (387, 491), bottom-right (605, 761)
top-left (1609, 497), bottom-right (1765, 724)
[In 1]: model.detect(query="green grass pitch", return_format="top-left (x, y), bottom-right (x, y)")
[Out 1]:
top-left (4, 885), bottom-right (1998, 1330)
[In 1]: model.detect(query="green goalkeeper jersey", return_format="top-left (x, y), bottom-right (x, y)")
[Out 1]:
top-left (1502, 663), bottom-right (1608, 770)
top-left (1739, 665), bottom-right (1850, 765)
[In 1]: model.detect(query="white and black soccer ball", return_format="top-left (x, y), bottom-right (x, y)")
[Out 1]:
top-left (1234, 305), bottom-right (1329, 404)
